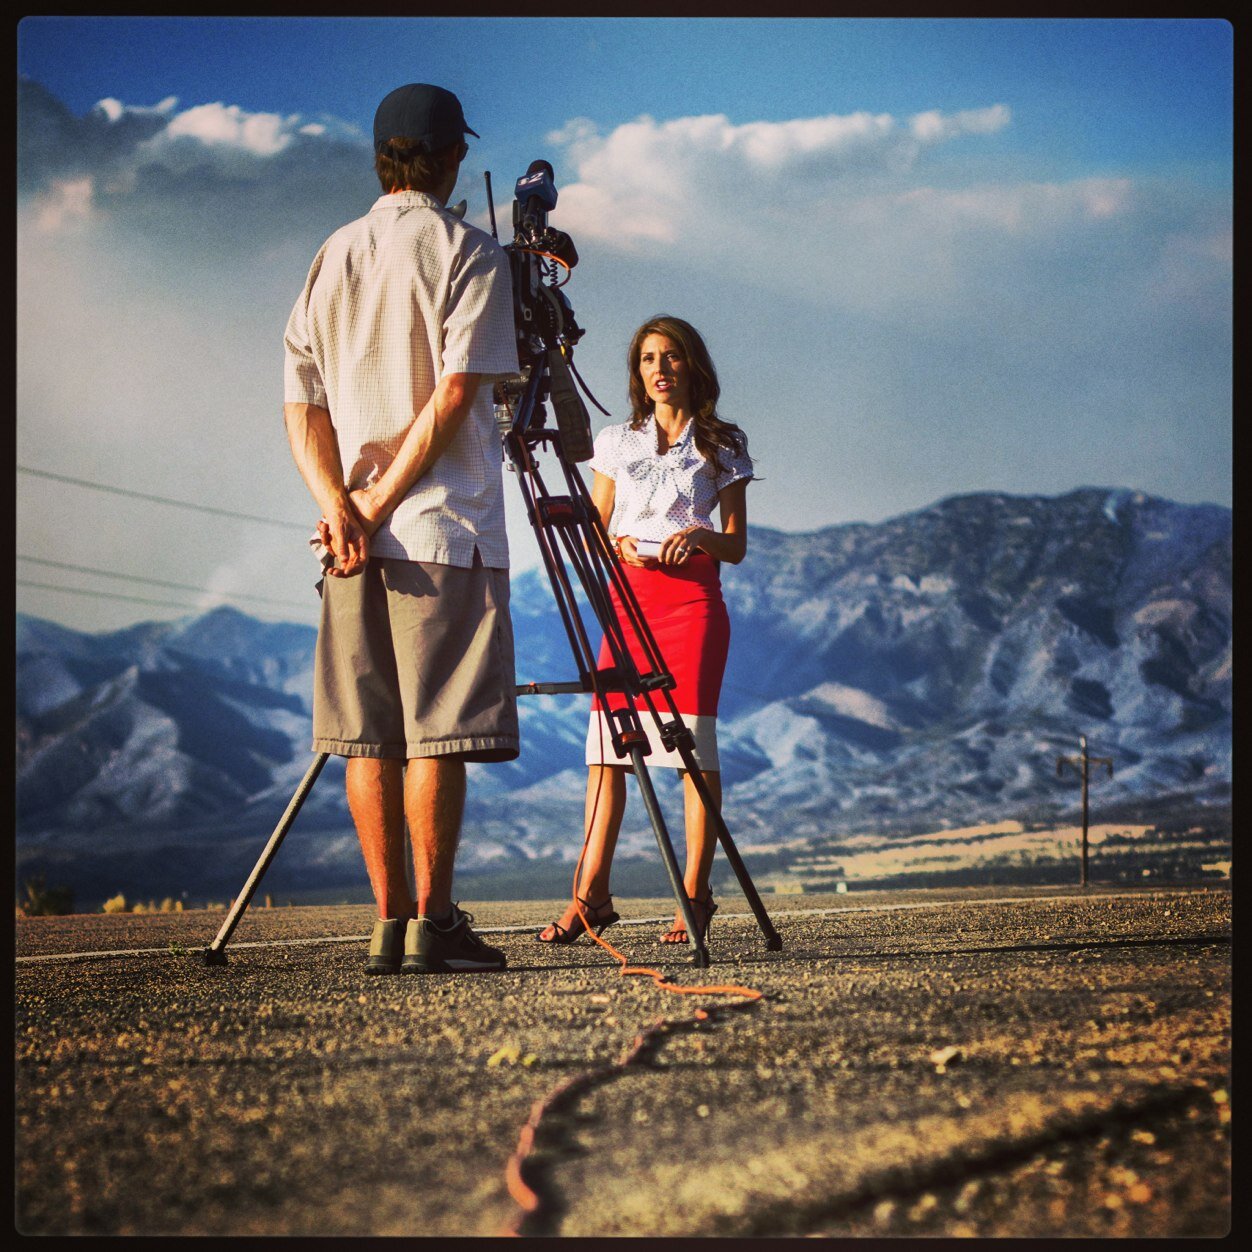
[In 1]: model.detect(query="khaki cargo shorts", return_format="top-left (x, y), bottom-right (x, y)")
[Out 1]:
top-left (312, 556), bottom-right (519, 762)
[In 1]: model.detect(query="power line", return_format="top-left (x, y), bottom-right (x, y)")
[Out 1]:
top-left (16, 578), bottom-right (317, 617)
top-left (16, 465), bottom-right (310, 532)
top-left (17, 554), bottom-right (316, 612)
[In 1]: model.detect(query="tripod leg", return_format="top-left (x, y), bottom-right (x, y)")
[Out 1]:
top-left (680, 751), bottom-right (784, 952)
top-left (201, 752), bottom-right (330, 966)
top-left (629, 745), bottom-right (709, 968)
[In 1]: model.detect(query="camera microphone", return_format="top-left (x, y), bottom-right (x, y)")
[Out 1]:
top-left (515, 160), bottom-right (559, 232)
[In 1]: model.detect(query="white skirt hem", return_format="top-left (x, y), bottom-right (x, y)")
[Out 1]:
top-left (585, 711), bottom-right (719, 771)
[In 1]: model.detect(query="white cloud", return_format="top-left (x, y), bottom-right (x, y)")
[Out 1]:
top-left (688, 109), bottom-right (900, 169)
top-left (93, 95), bottom-right (178, 123)
top-left (546, 105), bottom-right (1013, 248)
top-left (909, 104), bottom-right (1011, 142)
top-left (94, 97), bottom-right (125, 123)
top-left (538, 105), bottom-right (1208, 340)
top-left (160, 101), bottom-right (294, 156)
top-left (19, 88), bottom-right (377, 254)
top-left (32, 177), bottom-right (95, 233)
top-left (896, 177), bottom-right (1134, 233)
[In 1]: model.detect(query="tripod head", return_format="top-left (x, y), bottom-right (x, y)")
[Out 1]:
top-left (486, 160), bottom-right (605, 465)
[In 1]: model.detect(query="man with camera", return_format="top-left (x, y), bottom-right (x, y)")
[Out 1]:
top-left (283, 83), bottom-right (520, 975)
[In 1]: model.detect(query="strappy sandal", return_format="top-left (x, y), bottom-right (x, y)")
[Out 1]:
top-left (660, 893), bottom-right (718, 945)
top-left (537, 894), bottom-right (620, 945)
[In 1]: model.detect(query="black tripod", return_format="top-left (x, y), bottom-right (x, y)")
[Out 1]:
top-left (498, 355), bottom-right (781, 967)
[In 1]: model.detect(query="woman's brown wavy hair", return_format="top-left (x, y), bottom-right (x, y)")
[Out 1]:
top-left (627, 315), bottom-right (751, 476)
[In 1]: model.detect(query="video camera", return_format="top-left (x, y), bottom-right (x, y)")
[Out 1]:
top-left (487, 160), bottom-right (602, 464)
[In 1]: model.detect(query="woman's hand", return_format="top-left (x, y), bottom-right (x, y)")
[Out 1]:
top-left (658, 526), bottom-right (709, 566)
top-left (616, 535), bottom-right (657, 568)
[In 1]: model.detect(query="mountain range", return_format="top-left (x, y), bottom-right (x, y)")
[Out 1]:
top-left (16, 488), bottom-right (1231, 905)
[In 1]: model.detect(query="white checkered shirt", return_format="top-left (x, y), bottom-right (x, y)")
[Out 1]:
top-left (284, 191), bottom-right (519, 568)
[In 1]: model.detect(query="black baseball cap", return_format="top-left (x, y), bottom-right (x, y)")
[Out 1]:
top-left (373, 83), bottom-right (479, 154)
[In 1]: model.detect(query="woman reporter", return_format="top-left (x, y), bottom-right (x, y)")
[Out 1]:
top-left (538, 315), bottom-right (754, 948)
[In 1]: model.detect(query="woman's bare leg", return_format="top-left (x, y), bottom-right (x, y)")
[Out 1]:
top-left (661, 768), bottom-right (721, 943)
top-left (539, 764), bottom-right (628, 938)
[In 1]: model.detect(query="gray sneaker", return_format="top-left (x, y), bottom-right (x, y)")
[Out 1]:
top-left (365, 917), bottom-right (405, 975)
top-left (402, 904), bottom-right (507, 973)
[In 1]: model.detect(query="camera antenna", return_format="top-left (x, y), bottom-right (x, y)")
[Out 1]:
top-left (484, 171), bottom-right (498, 240)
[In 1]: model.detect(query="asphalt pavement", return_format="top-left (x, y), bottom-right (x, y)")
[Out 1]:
top-left (14, 884), bottom-right (1231, 1237)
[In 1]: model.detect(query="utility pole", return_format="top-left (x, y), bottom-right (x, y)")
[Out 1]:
top-left (1057, 734), bottom-right (1114, 887)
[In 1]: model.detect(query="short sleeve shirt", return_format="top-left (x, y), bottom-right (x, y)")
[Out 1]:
top-left (589, 417), bottom-right (753, 542)
top-left (283, 192), bottom-right (519, 568)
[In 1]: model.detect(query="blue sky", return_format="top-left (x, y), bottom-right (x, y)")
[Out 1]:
top-left (16, 17), bottom-right (1232, 632)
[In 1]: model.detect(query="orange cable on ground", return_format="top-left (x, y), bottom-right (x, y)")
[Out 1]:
top-left (571, 850), bottom-right (764, 1002)
top-left (500, 1018), bottom-right (668, 1234)
top-left (499, 472), bottom-right (766, 1233)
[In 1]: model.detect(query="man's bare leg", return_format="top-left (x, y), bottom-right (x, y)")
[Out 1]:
top-left (346, 757), bottom-right (414, 920)
top-left (405, 756), bottom-right (467, 918)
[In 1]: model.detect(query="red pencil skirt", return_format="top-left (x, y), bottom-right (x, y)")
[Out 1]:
top-left (586, 553), bottom-right (730, 770)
